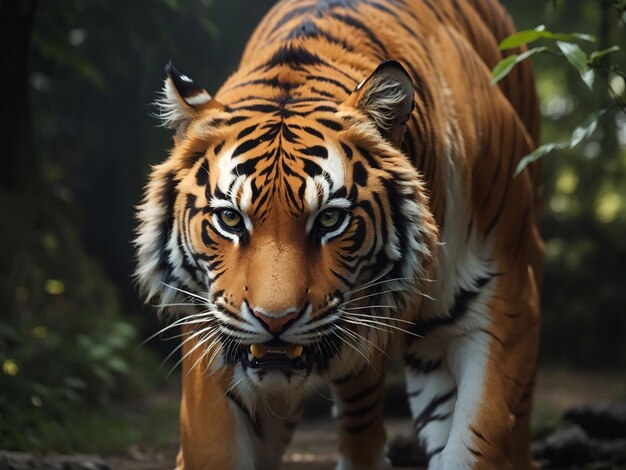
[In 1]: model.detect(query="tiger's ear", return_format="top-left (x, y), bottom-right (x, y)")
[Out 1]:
top-left (155, 62), bottom-right (224, 139)
top-left (344, 60), bottom-right (414, 146)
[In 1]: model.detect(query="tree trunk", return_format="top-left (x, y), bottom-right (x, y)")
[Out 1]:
top-left (0, 0), bottom-right (39, 194)
top-left (0, 0), bottom-right (39, 315)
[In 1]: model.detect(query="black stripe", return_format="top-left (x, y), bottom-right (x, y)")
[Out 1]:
top-left (266, 45), bottom-right (325, 68)
top-left (413, 389), bottom-right (455, 431)
top-left (236, 123), bottom-right (258, 140)
top-left (303, 126), bottom-right (324, 139)
top-left (407, 388), bottom-right (422, 398)
top-left (329, 12), bottom-right (388, 57)
top-left (470, 425), bottom-right (492, 446)
top-left (411, 275), bottom-right (492, 336)
top-left (356, 145), bottom-right (381, 169)
top-left (232, 138), bottom-right (261, 159)
top-left (467, 446), bottom-right (484, 458)
top-left (343, 417), bottom-right (377, 434)
top-left (195, 160), bottom-right (209, 187)
top-left (426, 445), bottom-right (445, 462)
top-left (352, 161), bottom-right (367, 186)
top-left (288, 18), bottom-right (355, 51)
top-left (270, 4), bottom-right (312, 33)
top-left (300, 145), bottom-right (329, 158)
top-left (332, 367), bottom-right (366, 385)
top-left (337, 398), bottom-right (380, 419)
top-left (317, 118), bottom-right (343, 131)
top-left (305, 74), bottom-right (352, 94)
top-left (341, 377), bottom-right (384, 404)
top-left (404, 355), bottom-right (442, 373)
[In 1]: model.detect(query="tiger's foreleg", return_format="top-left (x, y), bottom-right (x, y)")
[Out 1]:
top-left (176, 327), bottom-right (302, 469)
top-left (403, 342), bottom-right (457, 465)
top-left (176, 327), bottom-right (238, 469)
top-left (331, 361), bottom-right (390, 470)
top-left (436, 271), bottom-right (540, 469)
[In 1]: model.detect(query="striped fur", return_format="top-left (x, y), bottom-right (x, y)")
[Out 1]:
top-left (135, 0), bottom-right (542, 468)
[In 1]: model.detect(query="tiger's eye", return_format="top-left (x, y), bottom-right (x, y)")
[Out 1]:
top-left (318, 209), bottom-right (341, 229)
top-left (219, 209), bottom-right (243, 229)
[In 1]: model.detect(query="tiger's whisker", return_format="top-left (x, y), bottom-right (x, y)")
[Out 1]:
top-left (335, 324), bottom-right (388, 358)
top-left (339, 311), bottom-right (416, 325)
top-left (342, 304), bottom-right (400, 310)
top-left (139, 313), bottom-right (214, 347)
top-left (160, 282), bottom-right (210, 303)
top-left (331, 329), bottom-right (372, 369)
top-left (340, 312), bottom-right (423, 338)
top-left (163, 326), bottom-right (219, 370)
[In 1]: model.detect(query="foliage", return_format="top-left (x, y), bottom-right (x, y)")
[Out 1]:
top-left (515, 107), bottom-right (608, 176)
top-left (0, 192), bottom-right (156, 451)
top-left (502, 0), bottom-right (626, 367)
top-left (492, 15), bottom-right (625, 175)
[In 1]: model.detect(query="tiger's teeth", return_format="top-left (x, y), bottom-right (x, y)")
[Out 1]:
top-left (250, 344), bottom-right (266, 359)
top-left (287, 345), bottom-right (304, 359)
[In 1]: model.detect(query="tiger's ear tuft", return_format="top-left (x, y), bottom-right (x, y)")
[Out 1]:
top-left (155, 62), bottom-right (223, 138)
top-left (346, 60), bottom-right (414, 146)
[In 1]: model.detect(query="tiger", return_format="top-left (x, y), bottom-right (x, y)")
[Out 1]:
top-left (134, 0), bottom-right (544, 468)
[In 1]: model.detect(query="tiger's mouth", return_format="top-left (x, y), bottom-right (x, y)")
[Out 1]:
top-left (240, 339), bottom-right (314, 370)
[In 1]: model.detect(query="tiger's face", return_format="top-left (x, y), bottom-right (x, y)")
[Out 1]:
top-left (136, 62), bottom-right (438, 393)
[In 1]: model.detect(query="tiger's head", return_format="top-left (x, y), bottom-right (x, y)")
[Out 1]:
top-left (135, 60), bottom-right (438, 393)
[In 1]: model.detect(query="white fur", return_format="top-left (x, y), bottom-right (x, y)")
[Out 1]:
top-left (154, 77), bottom-right (192, 130)
top-left (184, 93), bottom-right (211, 106)
top-left (403, 102), bottom-right (497, 468)
top-left (359, 75), bottom-right (410, 133)
top-left (154, 76), bottom-right (211, 130)
top-left (229, 368), bottom-right (304, 469)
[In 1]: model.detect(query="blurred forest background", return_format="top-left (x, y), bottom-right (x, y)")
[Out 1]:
top-left (1, 0), bottom-right (625, 457)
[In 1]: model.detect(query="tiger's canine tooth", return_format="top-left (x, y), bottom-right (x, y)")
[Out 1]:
top-left (287, 345), bottom-right (304, 359)
top-left (250, 344), bottom-right (266, 358)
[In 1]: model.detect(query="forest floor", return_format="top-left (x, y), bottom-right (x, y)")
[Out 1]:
top-left (100, 368), bottom-right (625, 470)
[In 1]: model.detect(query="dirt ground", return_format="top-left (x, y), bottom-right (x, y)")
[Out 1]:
top-left (102, 368), bottom-right (626, 469)
top-left (105, 420), bottom-right (415, 470)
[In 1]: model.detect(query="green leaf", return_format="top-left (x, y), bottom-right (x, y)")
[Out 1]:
top-left (590, 45), bottom-right (620, 64)
top-left (491, 47), bottom-right (547, 84)
top-left (549, 32), bottom-right (597, 43)
top-left (514, 142), bottom-right (569, 176)
top-left (106, 357), bottom-right (130, 375)
top-left (499, 27), bottom-right (547, 50)
top-left (569, 108), bottom-right (607, 147)
top-left (514, 108), bottom-right (609, 176)
top-left (491, 55), bottom-right (518, 83)
top-left (557, 41), bottom-right (594, 89)
top-left (499, 26), bottom-right (596, 50)
top-left (64, 377), bottom-right (87, 389)
top-left (570, 33), bottom-right (597, 43)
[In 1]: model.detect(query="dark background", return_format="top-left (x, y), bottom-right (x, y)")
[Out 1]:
top-left (1, 0), bottom-right (625, 456)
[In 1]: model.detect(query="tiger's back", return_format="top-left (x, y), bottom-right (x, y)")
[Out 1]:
top-left (222, 0), bottom-right (542, 230)
top-left (136, 1), bottom-right (543, 468)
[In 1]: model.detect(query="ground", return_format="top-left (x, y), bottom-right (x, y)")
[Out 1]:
top-left (100, 368), bottom-right (625, 469)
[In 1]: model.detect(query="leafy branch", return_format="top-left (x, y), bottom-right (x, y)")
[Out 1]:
top-left (490, 24), bottom-right (625, 175)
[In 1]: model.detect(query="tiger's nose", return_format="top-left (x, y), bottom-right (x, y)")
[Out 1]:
top-left (253, 309), bottom-right (300, 334)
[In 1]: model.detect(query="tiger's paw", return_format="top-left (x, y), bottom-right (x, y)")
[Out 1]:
top-left (429, 449), bottom-right (502, 470)
top-left (428, 450), bottom-right (472, 470)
